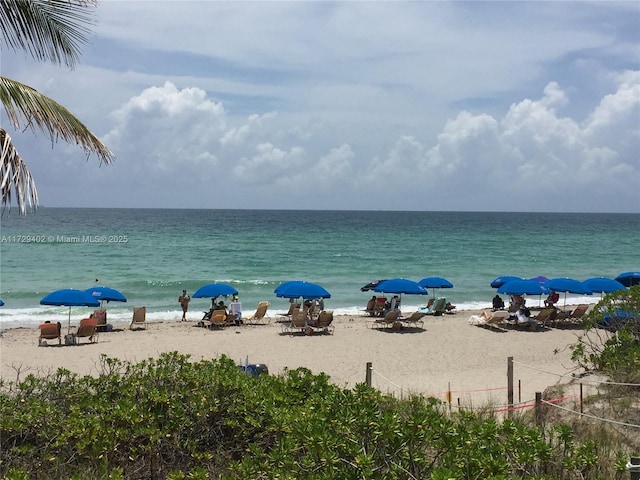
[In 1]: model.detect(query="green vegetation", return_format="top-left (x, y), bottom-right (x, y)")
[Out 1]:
top-left (0, 351), bottom-right (635, 479)
top-left (571, 285), bottom-right (640, 383)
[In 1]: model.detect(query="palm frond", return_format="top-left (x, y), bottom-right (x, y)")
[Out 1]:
top-left (0, 76), bottom-right (114, 164)
top-left (0, 0), bottom-right (97, 68)
top-left (0, 128), bottom-right (38, 214)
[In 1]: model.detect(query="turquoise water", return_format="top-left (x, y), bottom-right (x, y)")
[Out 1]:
top-left (1, 208), bottom-right (638, 327)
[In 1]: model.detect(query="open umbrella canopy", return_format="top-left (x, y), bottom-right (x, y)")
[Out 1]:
top-left (40, 289), bottom-right (101, 334)
top-left (544, 278), bottom-right (592, 295)
top-left (361, 279), bottom-right (387, 292)
top-left (193, 283), bottom-right (238, 298)
top-left (373, 278), bottom-right (427, 295)
top-left (497, 280), bottom-right (549, 296)
top-left (0, 299), bottom-right (4, 306)
top-left (528, 276), bottom-right (550, 284)
top-left (418, 276), bottom-right (453, 297)
top-left (275, 281), bottom-right (331, 299)
top-left (84, 286), bottom-right (127, 303)
top-left (41, 289), bottom-right (101, 307)
top-left (583, 277), bottom-right (626, 294)
top-left (615, 271), bottom-right (640, 287)
top-left (490, 276), bottom-right (522, 288)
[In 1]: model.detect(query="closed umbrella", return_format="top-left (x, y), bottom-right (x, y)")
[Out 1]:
top-left (361, 279), bottom-right (387, 292)
top-left (40, 289), bottom-right (100, 334)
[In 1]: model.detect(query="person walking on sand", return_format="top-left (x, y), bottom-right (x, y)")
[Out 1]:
top-left (178, 289), bottom-right (191, 321)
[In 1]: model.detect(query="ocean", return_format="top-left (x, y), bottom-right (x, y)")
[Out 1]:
top-left (1, 208), bottom-right (638, 328)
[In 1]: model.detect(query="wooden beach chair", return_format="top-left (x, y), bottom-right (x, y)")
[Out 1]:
top-left (244, 301), bottom-right (270, 325)
top-left (281, 308), bottom-right (309, 335)
top-left (554, 304), bottom-right (589, 328)
top-left (75, 318), bottom-right (98, 344)
top-left (422, 297), bottom-right (447, 316)
top-left (400, 311), bottom-right (426, 329)
top-left (313, 310), bottom-right (335, 335)
top-left (207, 309), bottom-right (231, 329)
top-left (367, 309), bottom-right (400, 330)
top-left (129, 306), bottom-right (147, 330)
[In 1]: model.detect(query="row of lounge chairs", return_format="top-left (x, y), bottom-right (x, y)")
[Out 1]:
top-left (38, 317), bottom-right (99, 346)
top-left (199, 301), bottom-right (271, 329)
top-left (469, 304), bottom-right (590, 330)
top-left (281, 308), bottom-right (335, 335)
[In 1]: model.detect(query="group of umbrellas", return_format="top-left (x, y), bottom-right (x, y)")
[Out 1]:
top-left (491, 272), bottom-right (638, 308)
top-left (12, 271), bottom-right (639, 333)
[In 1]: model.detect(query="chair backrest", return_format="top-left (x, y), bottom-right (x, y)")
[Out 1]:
top-left (571, 305), bottom-right (589, 318)
top-left (488, 310), bottom-right (509, 323)
top-left (130, 306), bottom-right (147, 330)
top-left (77, 318), bottom-right (97, 338)
top-left (39, 322), bottom-right (61, 339)
top-left (291, 309), bottom-right (307, 327)
top-left (286, 303), bottom-right (301, 315)
top-left (431, 297), bottom-right (447, 314)
top-left (317, 310), bottom-right (334, 327)
top-left (93, 309), bottom-right (107, 326)
top-left (383, 309), bottom-right (400, 323)
top-left (133, 306), bottom-right (146, 322)
top-left (210, 309), bottom-right (228, 327)
top-left (254, 301), bottom-right (269, 319)
top-left (409, 311), bottom-right (426, 321)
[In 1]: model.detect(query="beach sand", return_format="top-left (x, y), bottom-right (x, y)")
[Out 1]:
top-left (0, 308), bottom-right (590, 408)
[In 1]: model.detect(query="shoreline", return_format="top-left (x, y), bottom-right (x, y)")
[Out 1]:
top-left (0, 307), bottom-right (594, 407)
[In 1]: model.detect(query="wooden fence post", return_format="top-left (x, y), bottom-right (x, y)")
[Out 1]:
top-left (535, 392), bottom-right (543, 427)
top-left (507, 356), bottom-right (514, 417)
top-left (365, 362), bottom-right (372, 387)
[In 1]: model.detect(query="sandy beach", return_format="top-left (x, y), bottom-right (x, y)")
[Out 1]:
top-left (0, 308), bottom-right (591, 408)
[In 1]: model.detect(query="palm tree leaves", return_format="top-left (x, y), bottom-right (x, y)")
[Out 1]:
top-left (0, 0), bottom-right (114, 213)
top-left (0, 77), bottom-right (114, 165)
top-left (0, 0), bottom-right (97, 68)
top-left (0, 128), bottom-right (38, 214)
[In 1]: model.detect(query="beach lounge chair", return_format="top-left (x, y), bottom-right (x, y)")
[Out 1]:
top-left (38, 322), bottom-right (62, 346)
top-left (421, 297), bottom-right (447, 316)
top-left (75, 317), bottom-right (98, 344)
top-left (130, 306), bottom-right (147, 330)
top-left (468, 310), bottom-right (509, 329)
top-left (313, 310), bottom-right (335, 335)
top-left (93, 309), bottom-right (108, 331)
top-left (281, 308), bottom-right (309, 335)
top-left (400, 311), bottom-right (426, 329)
top-left (554, 304), bottom-right (589, 327)
top-left (367, 309), bottom-right (401, 330)
top-left (533, 307), bottom-right (557, 328)
top-left (244, 301), bottom-right (270, 325)
top-left (277, 302), bottom-right (301, 322)
top-left (207, 309), bottom-right (230, 329)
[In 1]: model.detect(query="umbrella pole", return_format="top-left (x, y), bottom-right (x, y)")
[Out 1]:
top-left (68, 306), bottom-right (72, 335)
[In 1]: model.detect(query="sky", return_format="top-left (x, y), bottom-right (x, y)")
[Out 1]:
top-left (2, 0), bottom-right (639, 213)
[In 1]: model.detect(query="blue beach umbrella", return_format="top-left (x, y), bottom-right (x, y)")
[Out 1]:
top-left (40, 288), bottom-right (101, 334)
top-left (615, 271), bottom-right (640, 287)
top-left (418, 276), bottom-right (454, 297)
top-left (85, 286), bottom-right (127, 305)
top-left (0, 299), bottom-right (4, 306)
top-left (193, 283), bottom-right (239, 299)
top-left (275, 281), bottom-right (331, 300)
top-left (497, 280), bottom-right (549, 296)
top-left (544, 277), bottom-right (592, 309)
top-left (361, 279), bottom-right (387, 292)
top-left (528, 276), bottom-right (550, 285)
top-left (373, 278), bottom-right (427, 295)
top-left (582, 277), bottom-right (626, 296)
top-left (490, 276), bottom-right (522, 288)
